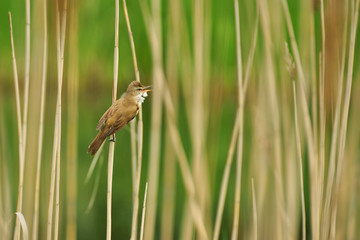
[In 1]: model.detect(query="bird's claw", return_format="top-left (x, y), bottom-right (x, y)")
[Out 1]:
top-left (109, 136), bottom-right (116, 142)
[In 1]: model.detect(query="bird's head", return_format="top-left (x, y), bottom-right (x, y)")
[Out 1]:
top-left (126, 81), bottom-right (151, 104)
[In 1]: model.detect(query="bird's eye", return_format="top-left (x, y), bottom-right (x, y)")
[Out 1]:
top-left (137, 88), bottom-right (141, 91)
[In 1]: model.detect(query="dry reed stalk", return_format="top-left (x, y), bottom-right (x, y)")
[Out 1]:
top-left (106, 0), bottom-right (119, 239)
top-left (331, 0), bottom-right (360, 235)
top-left (55, 1), bottom-right (67, 239)
top-left (46, 0), bottom-right (67, 239)
top-left (143, 0), bottom-right (165, 238)
top-left (66, 1), bottom-right (79, 239)
top-left (130, 120), bottom-right (137, 201)
top-left (139, 182), bottom-right (149, 240)
top-left (136, 61), bottom-right (209, 237)
top-left (47, 114), bottom-right (59, 240)
top-left (160, 132), bottom-right (177, 238)
top-left (231, 63), bottom-right (244, 237)
top-left (180, 203), bottom-right (193, 240)
top-left (258, 0), bottom-right (286, 238)
top-left (281, 1), bottom-right (322, 239)
top-left (250, 82), bottom-right (269, 238)
top-left (309, 0), bottom-right (318, 165)
top-left (213, 10), bottom-right (258, 239)
top-left (123, 0), bottom-right (140, 82)
top-left (231, 1), bottom-right (244, 239)
top-left (130, 139), bottom-right (143, 240)
top-left (322, 1), bottom-right (352, 238)
top-left (14, 0), bottom-right (31, 235)
top-left (342, 80), bottom-right (360, 240)
top-left (322, 1), bottom-right (350, 237)
top-left (251, 178), bottom-right (258, 240)
top-left (168, 0), bottom-right (196, 236)
top-left (32, 0), bottom-right (48, 238)
top-left (309, 12), bottom-right (319, 236)
top-left (192, 1), bottom-right (207, 235)
top-left (287, 44), bottom-right (306, 240)
top-left (54, 134), bottom-right (61, 240)
top-left (122, 4), bottom-right (140, 198)
top-left (161, 79), bottom-right (208, 239)
top-left (334, 0), bottom-right (360, 198)
top-left (315, 1), bottom-right (326, 239)
top-left (213, 110), bottom-right (240, 240)
top-left (23, 0), bottom-right (30, 152)
top-left (280, 0), bottom-right (316, 182)
top-left (122, 1), bottom-right (147, 238)
top-left (8, 12), bottom-right (25, 240)
top-left (105, 57), bottom-right (116, 238)
top-left (318, 52), bottom-right (326, 240)
top-left (243, 15), bottom-right (259, 95)
top-left (160, 0), bottom-right (180, 236)
top-left (14, 212), bottom-right (28, 240)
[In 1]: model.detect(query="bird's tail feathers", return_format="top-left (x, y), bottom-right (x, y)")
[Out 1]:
top-left (88, 130), bottom-right (106, 156)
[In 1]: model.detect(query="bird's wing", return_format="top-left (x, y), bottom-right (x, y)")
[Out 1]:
top-left (96, 100), bottom-right (121, 130)
top-left (104, 101), bottom-right (139, 135)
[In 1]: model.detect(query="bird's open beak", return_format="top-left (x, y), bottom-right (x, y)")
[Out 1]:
top-left (141, 85), bottom-right (152, 92)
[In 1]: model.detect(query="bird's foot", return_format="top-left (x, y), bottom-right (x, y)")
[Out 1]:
top-left (109, 136), bottom-right (116, 142)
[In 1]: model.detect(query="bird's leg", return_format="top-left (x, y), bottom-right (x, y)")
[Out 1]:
top-left (109, 135), bottom-right (116, 142)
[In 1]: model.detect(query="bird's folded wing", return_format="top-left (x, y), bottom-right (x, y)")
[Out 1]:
top-left (96, 107), bottom-right (111, 130)
top-left (96, 101), bottom-right (120, 130)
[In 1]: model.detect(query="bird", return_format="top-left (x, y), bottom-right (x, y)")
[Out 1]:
top-left (87, 81), bottom-right (151, 156)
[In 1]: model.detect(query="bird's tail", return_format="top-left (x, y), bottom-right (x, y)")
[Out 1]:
top-left (88, 129), bottom-right (107, 156)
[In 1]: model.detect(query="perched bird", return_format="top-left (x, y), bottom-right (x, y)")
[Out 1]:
top-left (88, 81), bottom-right (151, 156)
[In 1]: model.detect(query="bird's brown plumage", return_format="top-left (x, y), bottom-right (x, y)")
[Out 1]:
top-left (88, 81), bottom-right (150, 156)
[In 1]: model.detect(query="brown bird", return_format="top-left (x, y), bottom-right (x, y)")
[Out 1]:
top-left (88, 81), bottom-right (151, 156)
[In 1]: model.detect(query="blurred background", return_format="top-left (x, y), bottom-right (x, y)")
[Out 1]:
top-left (1, 0), bottom-right (360, 239)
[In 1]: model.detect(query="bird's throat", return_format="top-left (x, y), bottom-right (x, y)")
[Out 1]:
top-left (136, 92), bottom-right (148, 105)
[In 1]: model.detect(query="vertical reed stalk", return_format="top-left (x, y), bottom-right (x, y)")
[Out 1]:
top-left (23, 0), bottom-right (30, 153)
top-left (161, 79), bottom-right (208, 238)
top-left (143, 0), bottom-right (164, 238)
top-left (331, 0), bottom-right (360, 236)
top-left (122, 0), bottom-right (148, 238)
top-left (55, 0), bottom-right (67, 238)
top-left (318, 53), bottom-right (325, 240)
top-left (14, 0), bottom-right (31, 235)
top-left (251, 178), bottom-right (258, 240)
top-left (231, 1), bottom-right (243, 239)
top-left (322, 0), bottom-right (349, 236)
top-left (47, 0), bottom-right (67, 239)
top-left (259, 0), bottom-right (286, 238)
top-left (192, 0), bottom-right (206, 230)
top-left (123, 0), bottom-right (138, 202)
top-left (54, 133), bottom-right (61, 240)
top-left (130, 120), bottom-right (137, 201)
top-left (213, 111), bottom-right (240, 240)
top-left (66, 0), bottom-right (79, 239)
top-left (32, 0), bottom-right (48, 238)
top-left (213, 11), bottom-right (258, 239)
top-left (160, 0), bottom-right (180, 237)
top-left (8, 12), bottom-right (24, 240)
top-left (281, 0), bottom-right (315, 172)
top-left (47, 112), bottom-right (59, 240)
top-left (106, 0), bottom-right (119, 239)
top-left (288, 54), bottom-right (306, 240)
top-left (309, 0), bottom-right (318, 173)
top-left (316, 1), bottom-right (326, 239)
top-left (335, 0), bottom-right (360, 198)
top-left (139, 182), bottom-right (149, 240)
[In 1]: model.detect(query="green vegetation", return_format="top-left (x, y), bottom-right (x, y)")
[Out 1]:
top-left (1, 0), bottom-right (359, 239)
